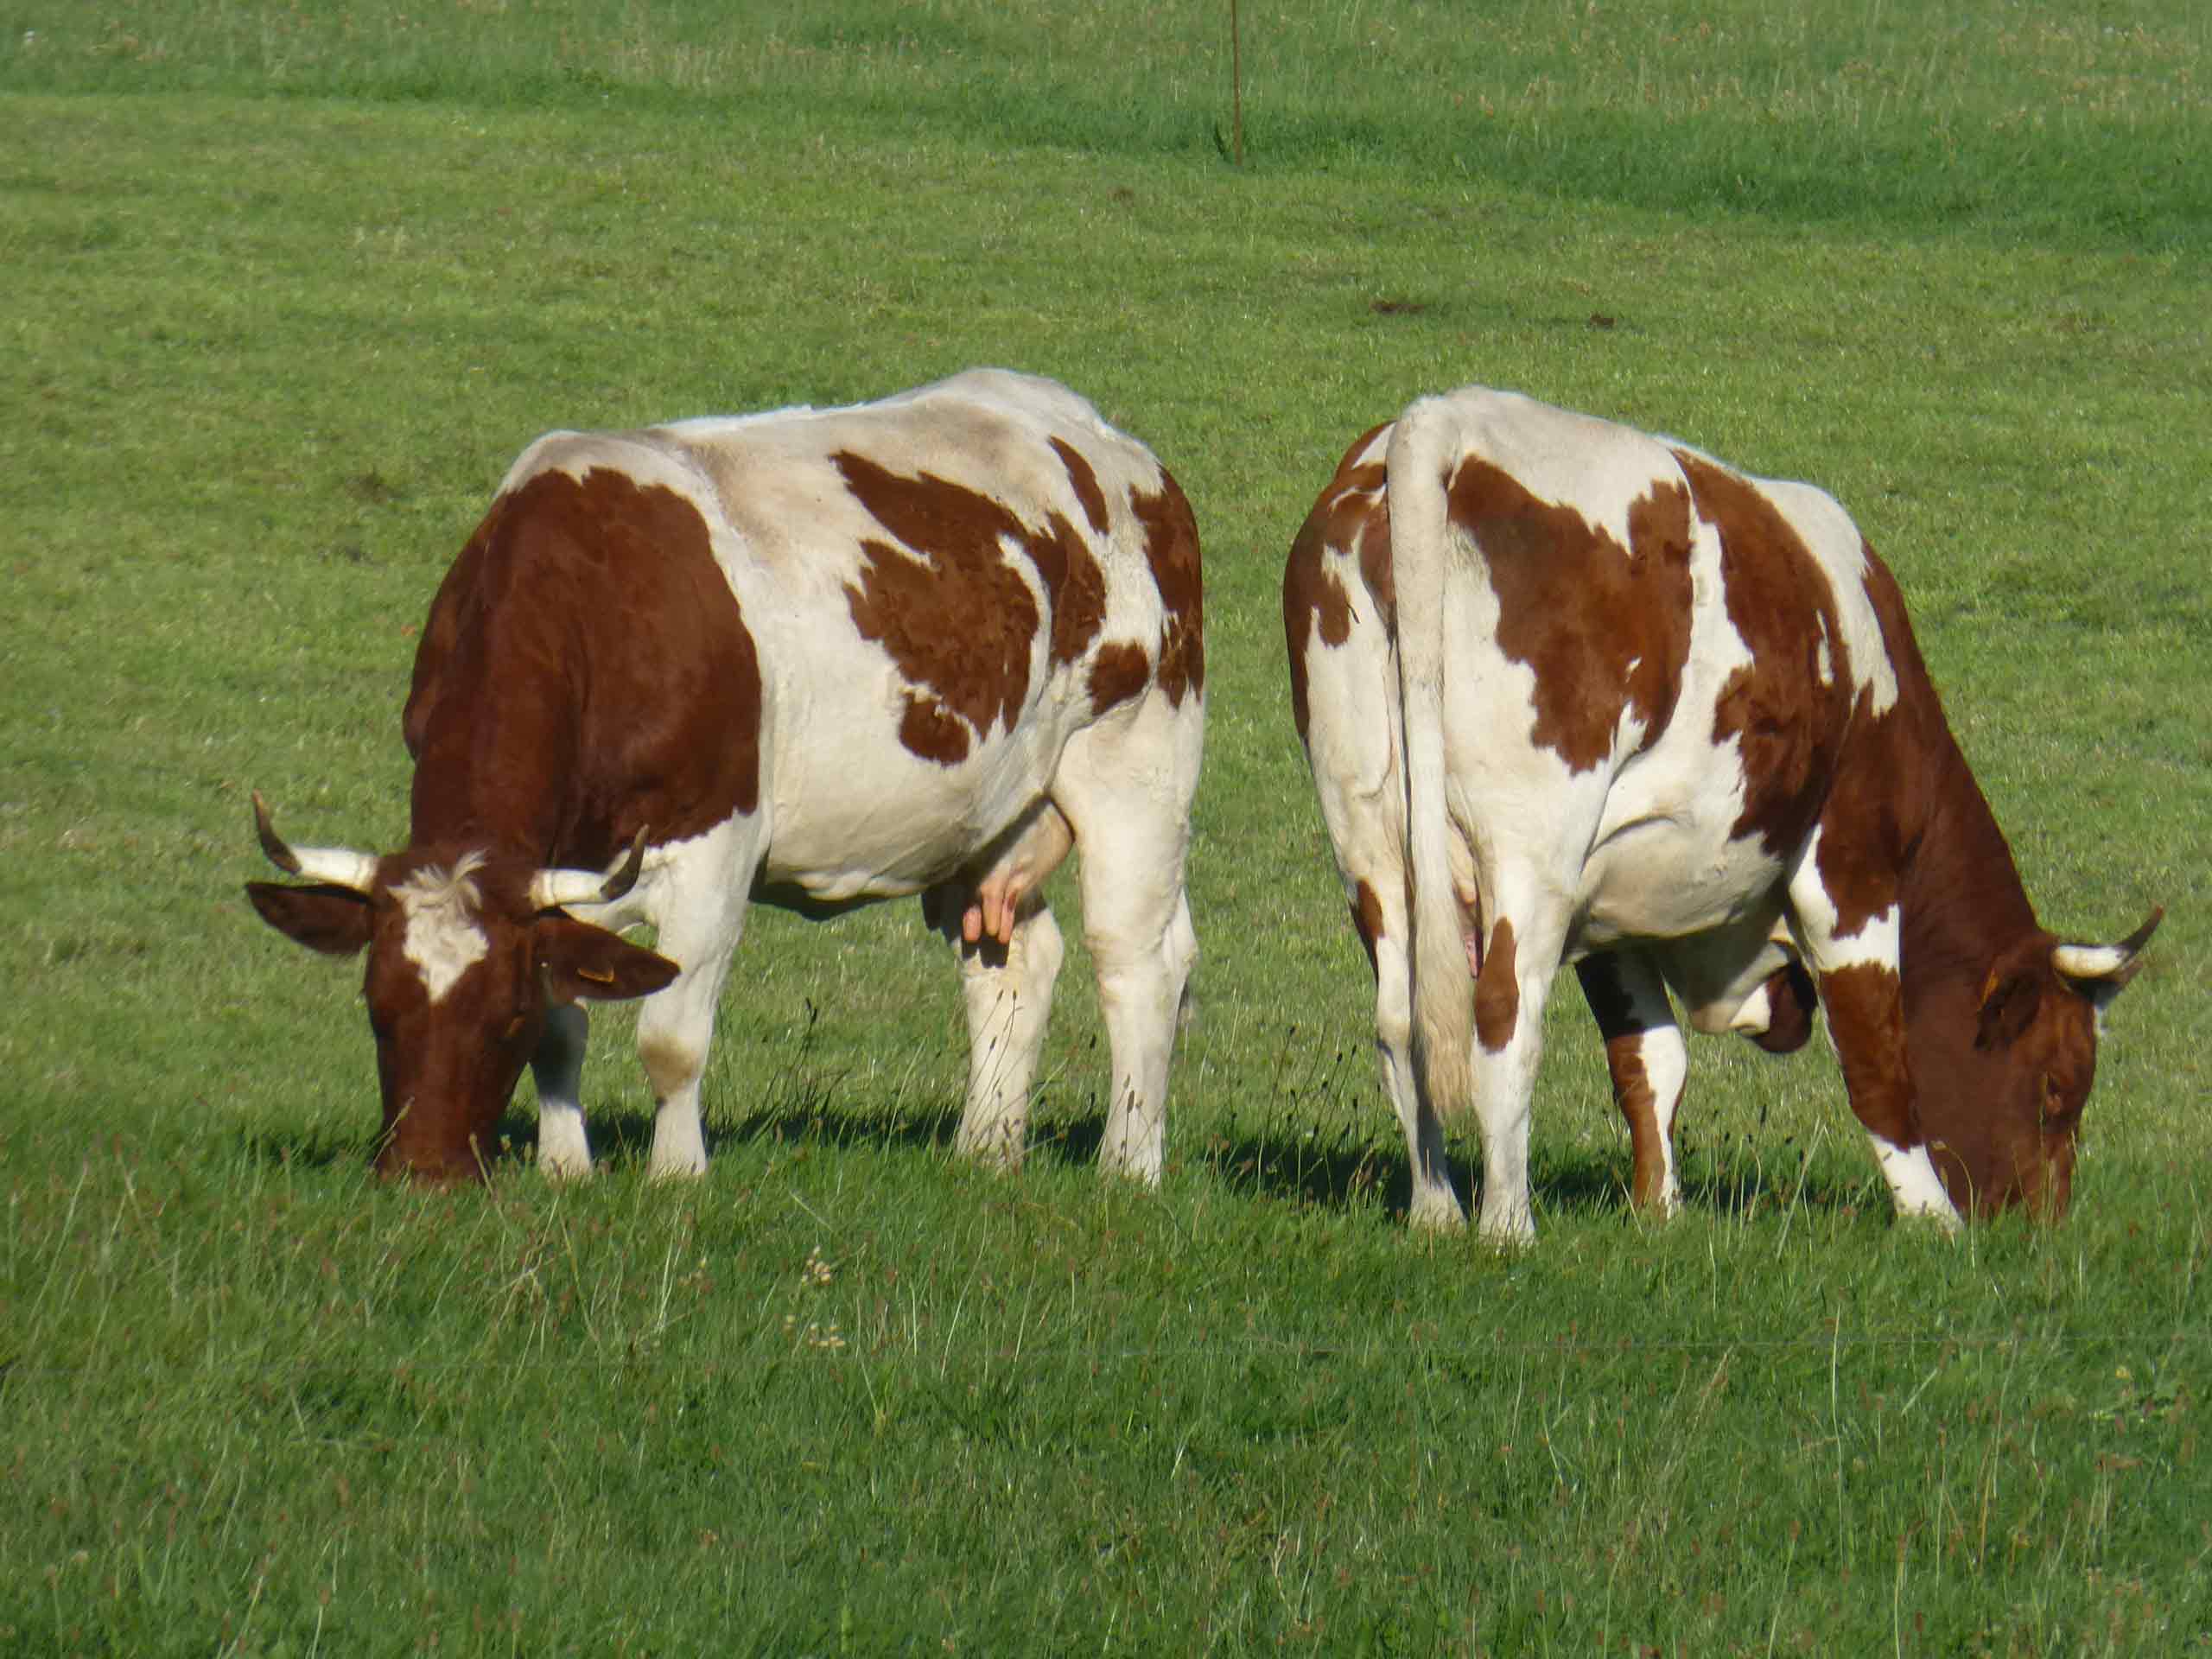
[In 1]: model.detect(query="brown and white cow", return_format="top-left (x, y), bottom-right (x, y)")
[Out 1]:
top-left (249, 369), bottom-right (1205, 1184)
top-left (1285, 387), bottom-right (2156, 1241)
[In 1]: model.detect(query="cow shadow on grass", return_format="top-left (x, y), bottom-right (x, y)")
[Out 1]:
top-left (232, 1123), bottom-right (375, 1175)
top-left (532, 1095), bottom-right (1881, 1225)
top-left (1535, 1136), bottom-right (1882, 1227)
top-left (1198, 1129), bottom-right (1406, 1217)
top-left (1182, 1128), bottom-right (1879, 1229)
top-left (233, 1088), bottom-right (958, 1182)
top-left (237, 1096), bottom-right (1877, 1227)
top-left (550, 1076), bottom-right (959, 1173)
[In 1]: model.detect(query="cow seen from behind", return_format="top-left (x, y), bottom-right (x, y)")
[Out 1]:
top-left (250, 369), bottom-right (1205, 1184)
top-left (1285, 386), bottom-right (2157, 1241)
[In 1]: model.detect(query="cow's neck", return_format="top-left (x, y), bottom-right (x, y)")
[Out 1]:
top-left (405, 687), bottom-right (586, 866)
top-left (1895, 721), bottom-right (2042, 1004)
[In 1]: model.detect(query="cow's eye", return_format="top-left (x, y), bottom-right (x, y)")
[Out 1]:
top-left (2039, 1074), bottom-right (2076, 1131)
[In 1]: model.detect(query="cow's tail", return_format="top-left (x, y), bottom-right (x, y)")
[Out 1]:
top-left (1385, 398), bottom-right (1476, 1130)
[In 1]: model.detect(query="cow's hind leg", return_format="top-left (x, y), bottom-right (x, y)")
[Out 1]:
top-left (1575, 951), bottom-right (1688, 1217)
top-left (1345, 865), bottom-right (1464, 1230)
top-left (1051, 696), bottom-right (1203, 1185)
top-left (630, 817), bottom-right (760, 1179)
top-left (1464, 870), bottom-right (1575, 1244)
top-left (924, 803), bottom-right (1075, 1168)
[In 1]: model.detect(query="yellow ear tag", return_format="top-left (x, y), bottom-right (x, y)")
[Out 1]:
top-left (577, 966), bottom-right (617, 986)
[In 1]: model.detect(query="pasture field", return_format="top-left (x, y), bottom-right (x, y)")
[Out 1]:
top-left (3, 2), bottom-right (2208, 1652)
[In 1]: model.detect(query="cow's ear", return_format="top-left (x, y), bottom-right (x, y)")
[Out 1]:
top-left (246, 881), bottom-right (374, 957)
top-left (1974, 967), bottom-right (2044, 1052)
top-left (535, 913), bottom-right (680, 1004)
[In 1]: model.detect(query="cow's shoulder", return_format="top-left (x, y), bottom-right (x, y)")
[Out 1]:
top-left (645, 376), bottom-right (1193, 769)
top-left (404, 437), bottom-right (763, 845)
top-left (1666, 446), bottom-right (1901, 726)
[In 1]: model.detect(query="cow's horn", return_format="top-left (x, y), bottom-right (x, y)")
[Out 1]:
top-left (251, 791), bottom-right (380, 893)
top-left (529, 827), bottom-right (649, 912)
top-left (2051, 906), bottom-right (2163, 983)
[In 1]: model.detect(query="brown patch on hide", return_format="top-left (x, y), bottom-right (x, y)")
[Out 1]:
top-left (1132, 471), bottom-right (1205, 706)
top-left (1446, 460), bottom-right (1693, 773)
top-left (1350, 878), bottom-right (1386, 976)
top-left (1605, 1032), bottom-right (1670, 1210)
top-left (1574, 955), bottom-right (1675, 1211)
top-left (1814, 959), bottom-right (1916, 1150)
top-left (1815, 542), bottom-right (2033, 946)
top-left (1019, 503), bottom-right (1109, 670)
top-left (1805, 686), bottom-right (1905, 942)
top-left (1673, 449), bottom-right (1857, 859)
top-left (1087, 639), bottom-right (1151, 716)
top-left (1474, 917), bottom-right (1520, 1052)
top-left (1051, 436), bottom-right (1111, 534)
top-left (404, 465), bottom-right (763, 861)
top-left (1282, 425), bottom-right (1392, 743)
top-left (834, 449), bottom-right (1109, 764)
top-left (1281, 550), bottom-right (1318, 744)
top-left (1357, 493), bottom-right (1395, 638)
top-left (897, 692), bottom-right (976, 765)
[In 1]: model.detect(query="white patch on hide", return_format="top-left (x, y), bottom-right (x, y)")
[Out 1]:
top-left (397, 854), bottom-right (490, 1003)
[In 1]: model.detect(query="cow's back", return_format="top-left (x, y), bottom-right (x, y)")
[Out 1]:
top-left (423, 372), bottom-right (1196, 899)
top-left (1385, 391), bottom-right (1905, 950)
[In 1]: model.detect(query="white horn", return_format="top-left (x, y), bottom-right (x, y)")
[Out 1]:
top-left (252, 791), bottom-right (380, 893)
top-left (2052, 907), bottom-right (2163, 987)
top-left (529, 827), bottom-right (649, 912)
top-left (2050, 944), bottom-right (2130, 979)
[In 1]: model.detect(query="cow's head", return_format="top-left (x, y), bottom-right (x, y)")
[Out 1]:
top-left (244, 793), bottom-right (678, 1182)
top-left (1912, 911), bottom-right (2161, 1219)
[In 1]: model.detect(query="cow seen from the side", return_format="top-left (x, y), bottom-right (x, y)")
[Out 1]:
top-left (1285, 387), bottom-right (2156, 1241)
top-left (250, 369), bottom-right (1205, 1184)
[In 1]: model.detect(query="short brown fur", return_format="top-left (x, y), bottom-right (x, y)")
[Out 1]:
top-left (1350, 878), bottom-right (1385, 976)
top-left (1133, 474), bottom-right (1205, 708)
top-left (406, 467), bottom-right (764, 861)
top-left (1474, 917), bottom-right (1520, 1053)
top-left (1050, 435), bottom-right (1111, 535)
top-left (1674, 451), bottom-right (1856, 858)
top-left (1281, 427), bottom-right (1392, 744)
top-left (836, 451), bottom-right (1109, 764)
top-left (1087, 639), bottom-right (1152, 717)
top-left (1448, 461), bottom-right (1694, 773)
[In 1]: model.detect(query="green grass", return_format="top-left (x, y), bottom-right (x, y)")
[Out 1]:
top-left (3, 3), bottom-right (2209, 1653)
top-left (7, 0), bottom-right (2206, 250)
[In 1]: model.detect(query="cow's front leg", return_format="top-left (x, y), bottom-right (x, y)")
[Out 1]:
top-left (530, 1002), bottom-right (594, 1178)
top-left (1575, 951), bottom-right (1688, 1217)
top-left (632, 820), bottom-right (756, 1179)
top-left (926, 885), bottom-right (1066, 1168)
top-left (1788, 836), bottom-right (1959, 1230)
